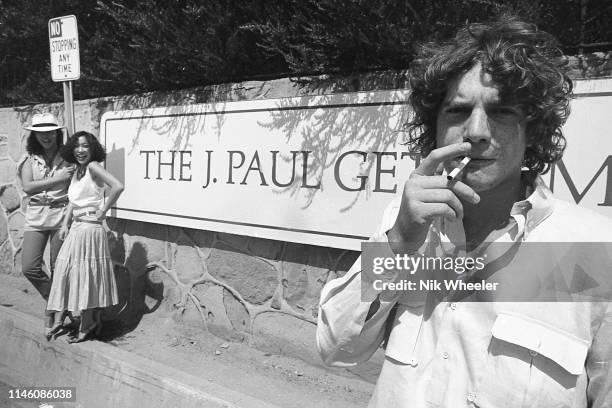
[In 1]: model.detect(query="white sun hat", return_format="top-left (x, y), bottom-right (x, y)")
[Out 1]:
top-left (24, 112), bottom-right (65, 132)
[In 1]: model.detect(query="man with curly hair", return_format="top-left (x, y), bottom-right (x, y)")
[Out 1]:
top-left (317, 15), bottom-right (612, 408)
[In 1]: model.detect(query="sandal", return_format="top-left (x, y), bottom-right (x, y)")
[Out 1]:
top-left (45, 322), bottom-right (63, 341)
top-left (67, 322), bottom-right (98, 344)
top-left (46, 310), bottom-right (72, 341)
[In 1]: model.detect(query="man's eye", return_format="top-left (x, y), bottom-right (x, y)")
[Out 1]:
top-left (445, 107), bottom-right (470, 115)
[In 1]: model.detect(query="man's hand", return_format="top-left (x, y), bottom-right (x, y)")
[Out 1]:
top-left (387, 142), bottom-right (480, 252)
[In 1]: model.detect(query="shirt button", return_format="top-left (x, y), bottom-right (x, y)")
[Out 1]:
top-left (529, 350), bottom-right (538, 357)
top-left (442, 351), bottom-right (449, 359)
top-left (467, 392), bottom-right (476, 402)
top-left (450, 303), bottom-right (457, 310)
top-left (408, 357), bottom-right (418, 367)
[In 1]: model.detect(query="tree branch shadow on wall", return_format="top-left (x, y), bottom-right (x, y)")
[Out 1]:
top-left (102, 72), bottom-right (411, 218)
top-left (276, 71), bottom-right (410, 211)
top-left (104, 83), bottom-right (247, 159)
top-left (259, 90), bottom-right (410, 210)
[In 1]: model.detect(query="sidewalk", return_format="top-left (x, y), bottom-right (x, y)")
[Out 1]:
top-left (0, 274), bottom-right (376, 408)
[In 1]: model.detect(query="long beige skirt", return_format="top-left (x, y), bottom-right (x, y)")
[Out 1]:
top-left (47, 221), bottom-right (118, 313)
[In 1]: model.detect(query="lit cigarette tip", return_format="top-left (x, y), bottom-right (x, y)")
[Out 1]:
top-left (447, 157), bottom-right (472, 181)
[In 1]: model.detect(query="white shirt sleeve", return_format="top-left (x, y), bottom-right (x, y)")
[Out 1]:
top-left (316, 196), bottom-right (404, 366)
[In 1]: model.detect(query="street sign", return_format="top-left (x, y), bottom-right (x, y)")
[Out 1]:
top-left (48, 15), bottom-right (80, 82)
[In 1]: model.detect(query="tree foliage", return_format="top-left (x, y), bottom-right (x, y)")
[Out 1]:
top-left (1, 0), bottom-right (611, 106)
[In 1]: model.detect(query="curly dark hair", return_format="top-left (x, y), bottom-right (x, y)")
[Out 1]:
top-left (61, 131), bottom-right (106, 164)
top-left (407, 15), bottom-right (572, 174)
top-left (25, 130), bottom-right (64, 156)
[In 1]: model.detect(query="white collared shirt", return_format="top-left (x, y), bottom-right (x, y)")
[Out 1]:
top-left (317, 174), bottom-right (612, 408)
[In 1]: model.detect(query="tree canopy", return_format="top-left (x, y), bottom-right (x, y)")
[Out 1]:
top-left (1, 0), bottom-right (610, 106)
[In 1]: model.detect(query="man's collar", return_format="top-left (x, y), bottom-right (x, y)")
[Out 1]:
top-left (438, 170), bottom-right (555, 248)
top-left (512, 171), bottom-right (555, 237)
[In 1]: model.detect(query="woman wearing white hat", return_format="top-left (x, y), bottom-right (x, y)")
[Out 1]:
top-left (17, 112), bottom-right (75, 339)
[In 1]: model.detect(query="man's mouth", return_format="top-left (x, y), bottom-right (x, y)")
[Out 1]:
top-left (451, 156), bottom-right (494, 166)
top-left (467, 156), bottom-right (495, 164)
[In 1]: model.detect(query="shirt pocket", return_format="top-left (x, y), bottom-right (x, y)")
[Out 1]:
top-left (384, 303), bottom-right (424, 365)
top-left (476, 312), bottom-right (589, 408)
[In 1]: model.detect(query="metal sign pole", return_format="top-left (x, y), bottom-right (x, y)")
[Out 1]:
top-left (62, 81), bottom-right (75, 137)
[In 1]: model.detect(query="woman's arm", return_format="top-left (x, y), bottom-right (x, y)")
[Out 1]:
top-left (19, 157), bottom-right (73, 194)
top-left (59, 203), bottom-right (74, 241)
top-left (88, 161), bottom-right (124, 218)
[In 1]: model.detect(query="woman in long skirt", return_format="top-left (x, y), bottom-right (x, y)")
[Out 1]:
top-left (47, 131), bottom-right (124, 342)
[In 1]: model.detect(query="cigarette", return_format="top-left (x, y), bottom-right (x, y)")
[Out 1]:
top-left (447, 157), bottom-right (471, 181)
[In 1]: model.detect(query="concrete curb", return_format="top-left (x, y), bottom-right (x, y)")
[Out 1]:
top-left (0, 306), bottom-right (282, 408)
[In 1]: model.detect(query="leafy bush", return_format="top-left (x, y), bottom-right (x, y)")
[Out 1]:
top-left (1, 0), bottom-right (610, 106)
